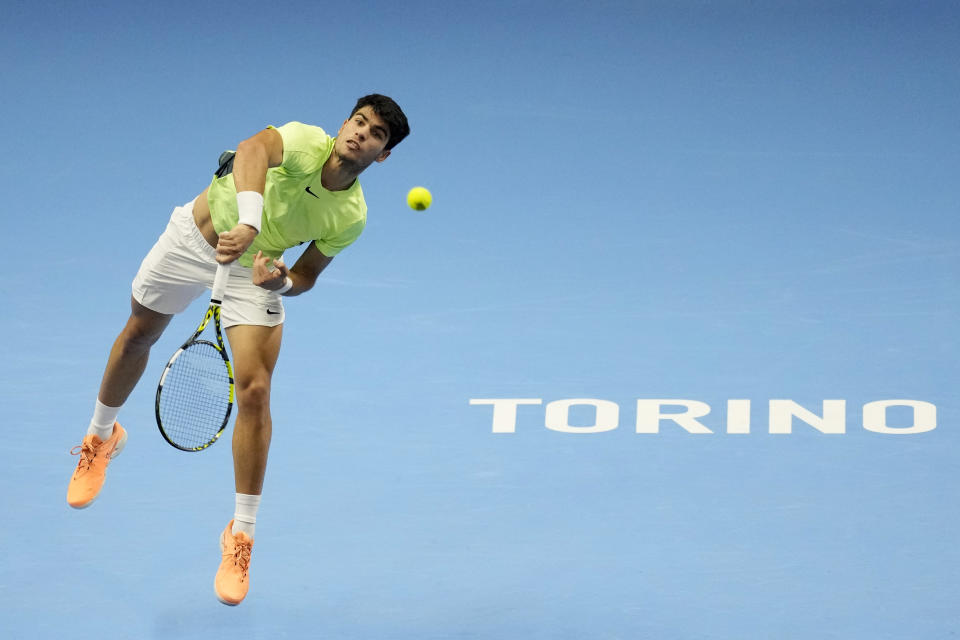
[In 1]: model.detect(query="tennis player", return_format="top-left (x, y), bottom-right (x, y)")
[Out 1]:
top-left (66, 94), bottom-right (410, 605)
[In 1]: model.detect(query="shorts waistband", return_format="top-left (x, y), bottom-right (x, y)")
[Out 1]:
top-left (171, 199), bottom-right (217, 261)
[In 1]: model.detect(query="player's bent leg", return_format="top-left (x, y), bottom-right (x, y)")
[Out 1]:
top-left (215, 323), bottom-right (281, 605)
top-left (67, 298), bottom-right (173, 509)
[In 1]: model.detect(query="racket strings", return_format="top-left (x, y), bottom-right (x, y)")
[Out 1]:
top-left (158, 341), bottom-right (232, 449)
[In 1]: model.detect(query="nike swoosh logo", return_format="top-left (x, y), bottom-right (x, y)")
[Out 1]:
top-left (266, 309), bottom-right (281, 315)
top-left (305, 186), bottom-right (320, 198)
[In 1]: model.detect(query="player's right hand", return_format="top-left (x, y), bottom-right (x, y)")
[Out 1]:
top-left (215, 224), bottom-right (258, 264)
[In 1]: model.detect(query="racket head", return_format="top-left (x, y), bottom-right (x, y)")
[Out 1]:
top-left (155, 338), bottom-right (234, 451)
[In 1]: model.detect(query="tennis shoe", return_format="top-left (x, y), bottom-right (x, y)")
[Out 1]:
top-left (215, 520), bottom-right (254, 605)
top-left (67, 423), bottom-right (127, 509)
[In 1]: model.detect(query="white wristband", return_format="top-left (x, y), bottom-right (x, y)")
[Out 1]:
top-left (276, 277), bottom-right (293, 295)
top-left (236, 191), bottom-right (264, 233)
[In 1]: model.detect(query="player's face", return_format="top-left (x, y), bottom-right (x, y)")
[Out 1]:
top-left (335, 106), bottom-right (391, 169)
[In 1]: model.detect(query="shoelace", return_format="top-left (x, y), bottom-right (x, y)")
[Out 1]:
top-left (231, 540), bottom-right (252, 580)
top-left (70, 441), bottom-right (97, 475)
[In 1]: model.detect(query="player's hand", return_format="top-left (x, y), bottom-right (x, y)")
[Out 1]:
top-left (252, 251), bottom-right (290, 291)
top-left (215, 224), bottom-right (258, 264)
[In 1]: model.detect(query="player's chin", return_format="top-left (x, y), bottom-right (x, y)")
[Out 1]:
top-left (337, 151), bottom-right (368, 171)
top-left (341, 149), bottom-right (365, 165)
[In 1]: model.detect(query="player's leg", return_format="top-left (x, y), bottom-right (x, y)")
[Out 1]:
top-left (228, 322), bottom-right (283, 496)
top-left (67, 298), bottom-right (174, 509)
top-left (215, 322), bottom-right (282, 605)
top-left (68, 200), bottom-right (212, 509)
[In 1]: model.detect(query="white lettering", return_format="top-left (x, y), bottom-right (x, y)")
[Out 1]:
top-left (545, 399), bottom-right (619, 433)
top-left (769, 400), bottom-right (846, 434)
top-left (726, 399), bottom-right (751, 434)
top-left (470, 398), bottom-right (937, 435)
top-left (635, 399), bottom-right (713, 434)
top-left (468, 398), bottom-right (542, 434)
top-left (863, 400), bottom-right (937, 434)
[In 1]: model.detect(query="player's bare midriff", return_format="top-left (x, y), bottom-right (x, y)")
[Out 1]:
top-left (191, 188), bottom-right (220, 249)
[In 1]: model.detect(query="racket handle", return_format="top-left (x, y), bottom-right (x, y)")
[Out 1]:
top-left (211, 263), bottom-right (231, 304)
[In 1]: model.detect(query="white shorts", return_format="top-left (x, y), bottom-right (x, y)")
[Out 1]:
top-left (132, 200), bottom-right (285, 328)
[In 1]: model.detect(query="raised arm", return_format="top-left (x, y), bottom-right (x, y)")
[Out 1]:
top-left (232, 128), bottom-right (284, 194)
top-left (214, 128), bottom-right (284, 264)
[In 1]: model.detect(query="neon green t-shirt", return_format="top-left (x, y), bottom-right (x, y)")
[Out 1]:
top-left (207, 121), bottom-right (367, 267)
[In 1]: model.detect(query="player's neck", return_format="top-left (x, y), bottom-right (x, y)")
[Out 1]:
top-left (320, 153), bottom-right (360, 192)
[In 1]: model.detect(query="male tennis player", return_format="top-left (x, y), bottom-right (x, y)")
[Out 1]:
top-left (66, 94), bottom-right (409, 605)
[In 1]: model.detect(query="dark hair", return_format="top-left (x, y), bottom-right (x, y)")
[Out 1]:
top-left (351, 94), bottom-right (410, 150)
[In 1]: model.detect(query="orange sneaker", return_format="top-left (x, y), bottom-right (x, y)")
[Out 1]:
top-left (215, 520), bottom-right (254, 605)
top-left (67, 423), bottom-right (127, 509)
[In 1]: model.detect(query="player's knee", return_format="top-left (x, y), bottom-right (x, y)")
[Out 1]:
top-left (236, 377), bottom-right (271, 411)
top-left (121, 304), bottom-right (171, 350)
top-left (119, 321), bottom-right (164, 352)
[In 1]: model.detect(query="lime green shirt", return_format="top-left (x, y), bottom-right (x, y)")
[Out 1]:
top-left (207, 121), bottom-right (367, 267)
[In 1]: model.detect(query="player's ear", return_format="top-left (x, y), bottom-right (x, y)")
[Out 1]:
top-left (375, 149), bottom-right (391, 163)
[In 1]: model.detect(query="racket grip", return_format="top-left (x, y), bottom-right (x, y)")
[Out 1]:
top-left (211, 263), bottom-right (231, 304)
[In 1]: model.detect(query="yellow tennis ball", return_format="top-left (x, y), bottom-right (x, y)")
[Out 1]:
top-left (407, 186), bottom-right (432, 211)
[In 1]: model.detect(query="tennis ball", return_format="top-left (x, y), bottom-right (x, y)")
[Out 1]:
top-left (407, 186), bottom-right (432, 211)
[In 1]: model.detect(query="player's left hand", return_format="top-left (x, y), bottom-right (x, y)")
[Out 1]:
top-left (252, 251), bottom-right (290, 291)
top-left (215, 224), bottom-right (258, 264)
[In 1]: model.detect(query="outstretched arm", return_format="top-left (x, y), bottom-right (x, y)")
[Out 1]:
top-left (215, 128), bottom-right (284, 264)
top-left (251, 243), bottom-right (334, 297)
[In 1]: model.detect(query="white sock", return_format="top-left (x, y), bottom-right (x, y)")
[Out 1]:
top-left (87, 399), bottom-right (121, 441)
top-left (233, 493), bottom-right (261, 539)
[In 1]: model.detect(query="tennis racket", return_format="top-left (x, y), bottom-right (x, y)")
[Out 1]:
top-left (156, 263), bottom-right (235, 451)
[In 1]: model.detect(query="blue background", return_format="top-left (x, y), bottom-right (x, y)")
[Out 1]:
top-left (2, 1), bottom-right (958, 638)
